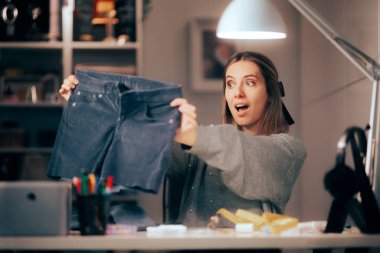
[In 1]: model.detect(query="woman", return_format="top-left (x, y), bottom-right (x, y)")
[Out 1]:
top-left (60, 51), bottom-right (307, 227)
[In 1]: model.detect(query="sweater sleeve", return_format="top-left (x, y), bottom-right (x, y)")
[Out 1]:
top-left (187, 124), bottom-right (307, 206)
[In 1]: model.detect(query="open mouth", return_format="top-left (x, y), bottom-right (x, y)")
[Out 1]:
top-left (235, 104), bottom-right (249, 112)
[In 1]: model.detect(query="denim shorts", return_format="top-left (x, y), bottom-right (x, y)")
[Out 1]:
top-left (47, 70), bottom-right (182, 193)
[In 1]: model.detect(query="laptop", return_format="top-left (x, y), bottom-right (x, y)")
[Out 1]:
top-left (0, 181), bottom-right (72, 236)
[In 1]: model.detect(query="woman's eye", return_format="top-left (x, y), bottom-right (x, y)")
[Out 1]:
top-left (226, 81), bottom-right (235, 88)
top-left (246, 80), bottom-right (255, 86)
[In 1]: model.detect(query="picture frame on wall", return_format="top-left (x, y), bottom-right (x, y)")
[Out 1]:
top-left (190, 18), bottom-right (235, 92)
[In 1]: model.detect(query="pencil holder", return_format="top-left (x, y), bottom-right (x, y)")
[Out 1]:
top-left (77, 194), bottom-right (110, 235)
top-left (95, 194), bottom-right (110, 235)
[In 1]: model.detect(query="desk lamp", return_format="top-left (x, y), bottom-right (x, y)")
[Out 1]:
top-left (286, 0), bottom-right (380, 190)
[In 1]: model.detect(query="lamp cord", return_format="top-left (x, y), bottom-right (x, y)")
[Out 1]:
top-left (303, 54), bottom-right (380, 107)
top-left (303, 76), bottom-right (367, 107)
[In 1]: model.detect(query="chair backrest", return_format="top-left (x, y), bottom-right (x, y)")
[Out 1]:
top-left (162, 176), bottom-right (184, 224)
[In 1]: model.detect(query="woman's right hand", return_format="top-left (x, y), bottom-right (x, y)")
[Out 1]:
top-left (59, 75), bottom-right (79, 101)
top-left (170, 98), bottom-right (197, 147)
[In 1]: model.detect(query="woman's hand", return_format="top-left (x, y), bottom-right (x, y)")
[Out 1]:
top-left (59, 75), bottom-right (79, 101)
top-left (170, 98), bottom-right (197, 147)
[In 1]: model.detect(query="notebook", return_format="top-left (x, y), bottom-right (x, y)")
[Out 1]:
top-left (0, 181), bottom-right (72, 236)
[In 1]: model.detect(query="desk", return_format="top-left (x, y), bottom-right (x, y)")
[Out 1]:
top-left (1, 229), bottom-right (380, 251)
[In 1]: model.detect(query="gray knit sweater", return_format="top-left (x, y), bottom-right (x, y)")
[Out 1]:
top-left (167, 124), bottom-right (307, 227)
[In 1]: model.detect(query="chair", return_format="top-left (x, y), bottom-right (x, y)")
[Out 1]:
top-left (162, 176), bottom-right (185, 224)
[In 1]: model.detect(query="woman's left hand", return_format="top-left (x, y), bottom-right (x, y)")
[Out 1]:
top-left (170, 98), bottom-right (197, 146)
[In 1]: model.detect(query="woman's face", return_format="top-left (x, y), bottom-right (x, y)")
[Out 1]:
top-left (225, 60), bottom-right (268, 134)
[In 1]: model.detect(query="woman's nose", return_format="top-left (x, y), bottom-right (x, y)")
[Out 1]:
top-left (234, 84), bottom-right (245, 97)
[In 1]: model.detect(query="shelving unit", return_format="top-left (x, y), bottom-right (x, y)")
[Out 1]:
top-left (61, 0), bottom-right (143, 78)
top-left (0, 0), bottom-right (143, 181)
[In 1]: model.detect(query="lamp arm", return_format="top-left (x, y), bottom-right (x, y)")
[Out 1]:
top-left (335, 37), bottom-right (380, 80)
top-left (288, 0), bottom-right (379, 81)
top-left (288, 0), bottom-right (380, 195)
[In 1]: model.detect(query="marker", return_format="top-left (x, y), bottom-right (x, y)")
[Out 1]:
top-left (88, 173), bottom-right (96, 194)
top-left (106, 175), bottom-right (114, 194)
top-left (81, 174), bottom-right (88, 195)
top-left (73, 177), bottom-right (82, 195)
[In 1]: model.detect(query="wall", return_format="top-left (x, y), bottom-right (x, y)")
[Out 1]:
top-left (139, 0), bottom-right (301, 223)
top-left (299, 0), bottom-right (379, 221)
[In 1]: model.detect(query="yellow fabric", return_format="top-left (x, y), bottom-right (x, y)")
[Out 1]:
top-left (211, 208), bottom-right (298, 234)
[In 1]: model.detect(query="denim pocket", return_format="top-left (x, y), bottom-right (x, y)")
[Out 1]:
top-left (67, 89), bottom-right (107, 127)
top-left (67, 89), bottom-right (97, 127)
top-left (143, 102), bottom-right (175, 123)
top-left (73, 89), bottom-right (96, 104)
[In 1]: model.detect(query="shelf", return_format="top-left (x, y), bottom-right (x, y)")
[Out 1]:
top-left (0, 41), bottom-right (63, 49)
top-left (0, 147), bottom-right (53, 154)
top-left (72, 41), bottom-right (140, 50)
top-left (0, 102), bottom-right (65, 108)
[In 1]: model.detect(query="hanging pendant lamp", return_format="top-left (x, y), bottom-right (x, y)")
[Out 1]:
top-left (217, 0), bottom-right (287, 40)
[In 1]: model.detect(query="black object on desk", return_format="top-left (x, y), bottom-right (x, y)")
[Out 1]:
top-left (324, 126), bottom-right (380, 234)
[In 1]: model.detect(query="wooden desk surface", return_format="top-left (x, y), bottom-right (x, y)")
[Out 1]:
top-left (1, 228), bottom-right (380, 251)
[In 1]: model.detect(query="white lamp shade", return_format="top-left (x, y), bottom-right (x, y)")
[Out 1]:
top-left (217, 0), bottom-right (287, 40)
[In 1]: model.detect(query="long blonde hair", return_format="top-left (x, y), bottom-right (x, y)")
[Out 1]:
top-left (222, 51), bottom-right (289, 135)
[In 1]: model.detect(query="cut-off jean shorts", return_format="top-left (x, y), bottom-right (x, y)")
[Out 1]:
top-left (47, 70), bottom-right (182, 193)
